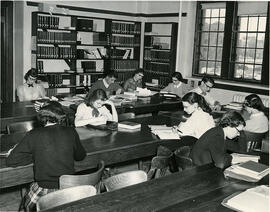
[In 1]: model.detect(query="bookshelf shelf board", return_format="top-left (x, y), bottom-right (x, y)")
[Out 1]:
top-left (145, 49), bottom-right (171, 52)
top-left (39, 72), bottom-right (73, 74)
top-left (110, 45), bottom-right (140, 48)
top-left (37, 42), bottom-right (76, 45)
top-left (77, 44), bottom-right (109, 47)
top-left (77, 58), bottom-right (105, 60)
top-left (77, 30), bottom-right (106, 33)
top-left (49, 85), bottom-right (76, 88)
top-left (111, 32), bottom-right (140, 36)
top-left (144, 60), bottom-right (170, 64)
top-left (38, 27), bottom-right (76, 32)
top-left (109, 58), bottom-right (138, 61)
top-left (112, 69), bottom-right (137, 72)
top-left (76, 72), bottom-right (104, 75)
top-left (37, 57), bottom-right (76, 60)
top-left (144, 34), bottom-right (172, 37)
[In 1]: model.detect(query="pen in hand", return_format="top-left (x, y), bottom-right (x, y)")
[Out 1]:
top-left (172, 126), bottom-right (183, 134)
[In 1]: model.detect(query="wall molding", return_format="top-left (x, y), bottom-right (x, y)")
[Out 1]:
top-left (26, 1), bottom-right (179, 18)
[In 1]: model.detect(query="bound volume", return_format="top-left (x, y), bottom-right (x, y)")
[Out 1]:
top-left (118, 121), bottom-right (141, 130)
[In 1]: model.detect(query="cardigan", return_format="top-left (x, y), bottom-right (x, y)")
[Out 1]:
top-left (7, 124), bottom-right (86, 189)
top-left (88, 79), bottom-right (123, 96)
top-left (123, 78), bottom-right (142, 92)
top-left (161, 82), bottom-right (189, 97)
top-left (190, 126), bottom-right (232, 169)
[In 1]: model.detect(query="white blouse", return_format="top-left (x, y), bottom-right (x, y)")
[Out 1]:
top-left (244, 112), bottom-right (269, 133)
top-left (178, 108), bottom-right (215, 139)
top-left (75, 103), bottom-right (113, 127)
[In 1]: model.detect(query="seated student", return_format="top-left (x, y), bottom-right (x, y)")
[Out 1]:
top-left (243, 94), bottom-right (269, 133)
top-left (123, 68), bottom-right (144, 92)
top-left (191, 111), bottom-right (246, 169)
top-left (7, 101), bottom-right (86, 211)
top-left (175, 92), bottom-right (215, 139)
top-left (17, 68), bottom-right (46, 101)
top-left (88, 70), bottom-right (123, 97)
top-left (75, 89), bottom-right (118, 127)
top-left (161, 72), bottom-right (189, 97)
top-left (190, 76), bottom-right (221, 111)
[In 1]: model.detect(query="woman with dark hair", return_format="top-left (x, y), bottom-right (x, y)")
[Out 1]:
top-left (75, 89), bottom-right (118, 127)
top-left (17, 68), bottom-right (46, 101)
top-left (175, 92), bottom-right (215, 139)
top-left (191, 111), bottom-right (246, 169)
top-left (123, 68), bottom-right (144, 92)
top-left (243, 94), bottom-right (268, 133)
top-left (7, 101), bottom-right (86, 211)
top-left (161, 72), bottom-right (189, 97)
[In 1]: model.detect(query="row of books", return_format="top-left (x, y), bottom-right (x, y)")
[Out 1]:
top-left (110, 60), bottom-right (139, 71)
top-left (37, 61), bottom-right (44, 73)
top-left (111, 22), bottom-right (140, 34)
top-left (45, 74), bottom-right (73, 87)
top-left (37, 15), bottom-right (60, 29)
top-left (144, 62), bottom-right (170, 73)
top-left (76, 75), bottom-right (91, 86)
top-left (37, 46), bottom-right (76, 59)
top-left (37, 31), bottom-right (76, 44)
top-left (144, 49), bottom-right (170, 62)
top-left (115, 72), bottom-right (133, 84)
top-left (110, 35), bottom-right (140, 47)
top-left (110, 49), bottom-right (132, 59)
top-left (46, 87), bottom-right (71, 97)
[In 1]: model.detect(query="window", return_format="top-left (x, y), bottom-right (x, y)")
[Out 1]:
top-left (193, 2), bottom-right (269, 85)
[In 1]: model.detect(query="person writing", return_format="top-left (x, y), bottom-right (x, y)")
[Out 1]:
top-left (17, 68), bottom-right (46, 101)
top-left (123, 68), bottom-right (144, 92)
top-left (88, 70), bottom-right (123, 97)
top-left (7, 101), bottom-right (86, 211)
top-left (191, 111), bottom-right (246, 169)
top-left (75, 89), bottom-right (118, 127)
top-left (190, 76), bottom-right (221, 111)
top-left (175, 92), bottom-right (215, 139)
top-left (161, 72), bottom-right (189, 97)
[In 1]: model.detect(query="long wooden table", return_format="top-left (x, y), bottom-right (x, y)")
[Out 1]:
top-left (0, 115), bottom-right (184, 189)
top-left (0, 95), bottom-right (182, 132)
top-left (44, 164), bottom-right (268, 212)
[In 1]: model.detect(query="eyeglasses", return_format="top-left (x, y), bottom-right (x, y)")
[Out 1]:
top-left (235, 127), bottom-right (241, 134)
top-left (29, 76), bottom-right (37, 81)
top-left (205, 83), bottom-right (213, 89)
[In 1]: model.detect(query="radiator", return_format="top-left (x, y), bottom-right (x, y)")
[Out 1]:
top-left (232, 94), bottom-right (269, 108)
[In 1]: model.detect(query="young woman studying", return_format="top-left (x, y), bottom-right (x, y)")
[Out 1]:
top-left (7, 101), bottom-right (86, 211)
top-left (75, 89), bottom-right (118, 127)
top-left (191, 111), bottom-right (246, 169)
top-left (175, 92), bottom-right (215, 139)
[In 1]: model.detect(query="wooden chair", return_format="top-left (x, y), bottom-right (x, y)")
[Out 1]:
top-left (103, 170), bottom-right (147, 191)
top-left (59, 160), bottom-right (105, 191)
top-left (118, 112), bottom-right (135, 121)
top-left (6, 120), bottom-right (36, 134)
top-left (245, 131), bottom-right (267, 152)
top-left (174, 146), bottom-right (194, 171)
top-left (36, 185), bottom-right (96, 211)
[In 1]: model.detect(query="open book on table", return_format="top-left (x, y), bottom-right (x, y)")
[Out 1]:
top-left (148, 125), bottom-right (180, 139)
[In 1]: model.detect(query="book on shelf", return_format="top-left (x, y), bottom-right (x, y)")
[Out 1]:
top-left (222, 185), bottom-right (269, 212)
top-left (118, 121), bottom-right (141, 130)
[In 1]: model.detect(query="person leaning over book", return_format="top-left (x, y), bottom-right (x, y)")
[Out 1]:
top-left (174, 92), bottom-right (215, 139)
top-left (190, 111), bottom-right (246, 169)
top-left (88, 70), bottom-right (123, 97)
top-left (123, 68), bottom-right (144, 92)
top-left (6, 101), bottom-right (86, 211)
top-left (75, 89), bottom-right (118, 127)
top-left (161, 72), bottom-right (189, 97)
top-left (17, 68), bottom-right (46, 101)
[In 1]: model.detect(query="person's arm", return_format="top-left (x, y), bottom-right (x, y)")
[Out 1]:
top-left (178, 115), bottom-right (196, 137)
top-left (38, 84), bottom-right (46, 98)
top-left (123, 79), bottom-right (131, 91)
top-left (115, 83), bottom-right (124, 94)
top-left (72, 128), bottom-right (86, 161)
top-left (161, 84), bottom-right (171, 92)
top-left (17, 86), bottom-right (25, 102)
top-left (104, 100), bottom-right (118, 122)
top-left (6, 133), bottom-right (33, 167)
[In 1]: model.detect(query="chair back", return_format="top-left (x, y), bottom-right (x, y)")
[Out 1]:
top-left (118, 112), bottom-right (135, 121)
top-left (244, 131), bottom-right (267, 152)
top-left (104, 170), bottom-right (147, 191)
top-left (59, 160), bottom-right (105, 189)
top-left (174, 146), bottom-right (194, 171)
top-left (6, 120), bottom-right (36, 134)
top-left (36, 185), bottom-right (96, 211)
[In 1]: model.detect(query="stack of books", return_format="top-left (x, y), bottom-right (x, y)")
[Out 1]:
top-left (224, 160), bottom-right (269, 182)
top-left (224, 102), bottom-right (243, 110)
top-left (149, 125), bottom-right (179, 139)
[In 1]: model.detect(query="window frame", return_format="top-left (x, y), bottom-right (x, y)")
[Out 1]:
top-left (192, 1), bottom-right (269, 86)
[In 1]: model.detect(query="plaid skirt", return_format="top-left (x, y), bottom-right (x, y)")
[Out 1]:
top-left (21, 182), bottom-right (58, 211)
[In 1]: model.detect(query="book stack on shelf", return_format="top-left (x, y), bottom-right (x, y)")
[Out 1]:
top-left (37, 31), bottom-right (76, 44)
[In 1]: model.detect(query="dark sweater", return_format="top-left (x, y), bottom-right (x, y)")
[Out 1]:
top-left (88, 79), bottom-right (123, 96)
top-left (190, 126), bottom-right (232, 169)
top-left (7, 125), bottom-right (86, 189)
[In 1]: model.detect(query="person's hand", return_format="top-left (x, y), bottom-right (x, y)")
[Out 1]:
top-left (213, 102), bottom-right (222, 111)
top-left (172, 126), bottom-right (183, 137)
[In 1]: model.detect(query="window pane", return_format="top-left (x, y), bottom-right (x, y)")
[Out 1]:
top-left (219, 18), bottom-right (225, 31)
top-left (220, 9), bottom-right (225, 17)
top-left (234, 64), bottom-right (244, 78)
top-left (237, 33), bottom-right (247, 47)
top-left (199, 61), bottom-right (207, 74)
top-left (207, 61), bottom-right (215, 75)
top-left (255, 49), bottom-right (263, 64)
top-left (208, 47), bottom-right (216, 60)
top-left (254, 65), bottom-right (262, 80)
top-left (239, 17), bottom-right (248, 31)
top-left (257, 33), bottom-right (265, 48)
top-left (215, 62), bottom-right (221, 76)
top-left (203, 9), bottom-right (211, 17)
top-left (200, 47), bottom-right (208, 59)
top-left (217, 33), bottom-right (224, 46)
top-left (216, 47), bottom-right (222, 61)
top-left (210, 18), bottom-right (219, 31)
top-left (202, 18), bottom-right (210, 31)
top-left (201, 32), bottom-right (209, 46)
top-left (248, 17), bottom-right (258, 31)
top-left (246, 49), bottom-right (255, 63)
top-left (211, 9), bottom-right (219, 17)
top-left (209, 32), bottom-right (218, 46)
top-left (258, 17), bottom-right (266, 31)
top-left (243, 64), bottom-right (254, 79)
top-left (236, 48), bottom-right (245, 63)
top-left (247, 33), bottom-right (256, 48)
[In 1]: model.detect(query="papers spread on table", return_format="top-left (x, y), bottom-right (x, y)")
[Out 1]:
top-left (118, 121), bottom-right (141, 130)
top-left (149, 125), bottom-right (180, 139)
top-left (231, 153), bottom-right (260, 164)
top-left (59, 95), bottom-right (85, 107)
top-left (222, 185), bottom-right (269, 212)
top-left (224, 160), bottom-right (269, 182)
top-left (224, 102), bottom-right (243, 110)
